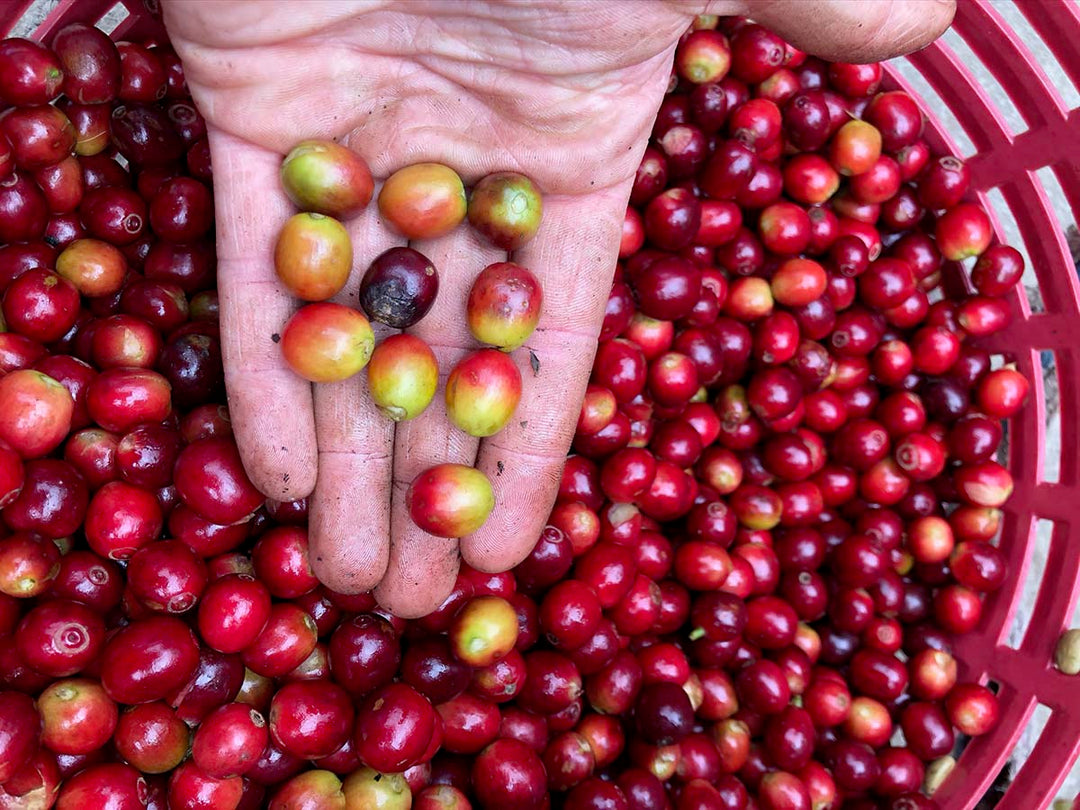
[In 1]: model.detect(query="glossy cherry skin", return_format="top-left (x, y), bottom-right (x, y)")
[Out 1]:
top-left (280, 302), bottom-right (375, 383)
top-left (326, 612), bottom-right (399, 698)
top-left (173, 438), bottom-right (264, 525)
top-left (472, 738), bottom-right (547, 810)
top-left (55, 762), bottom-right (149, 810)
top-left (353, 682), bottom-right (437, 772)
top-left (407, 463), bottom-right (495, 538)
top-left (378, 162), bottom-right (466, 239)
top-left (83, 479), bottom-right (163, 561)
top-left (0, 691), bottom-right (40, 783)
top-left (280, 139), bottom-right (374, 218)
top-left (0, 370), bottom-right (74, 460)
top-left (100, 615), bottom-right (200, 704)
top-left (359, 247), bottom-right (439, 329)
top-left (242, 603), bottom-right (319, 679)
top-left (191, 702), bottom-right (268, 779)
top-left (468, 171), bottom-right (543, 250)
top-left (467, 261), bottom-right (543, 351)
top-left (270, 680), bottom-right (354, 759)
top-left (15, 598), bottom-right (105, 678)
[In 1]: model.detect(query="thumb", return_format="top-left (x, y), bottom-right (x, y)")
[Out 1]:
top-left (712, 0), bottom-right (956, 63)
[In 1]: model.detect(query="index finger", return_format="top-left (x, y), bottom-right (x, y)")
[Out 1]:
top-left (208, 128), bottom-right (318, 501)
top-left (699, 0), bottom-right (955, 62)
top-left (461, 189), bottom-right (627, 572)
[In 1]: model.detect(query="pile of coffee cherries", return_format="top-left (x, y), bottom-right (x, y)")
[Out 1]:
top-left (0, 12), bottom-right (1029, 810)
top-left (272, 142), bottom-right (544, 538)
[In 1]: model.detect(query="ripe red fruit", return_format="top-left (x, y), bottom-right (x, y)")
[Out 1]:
top-left (280, 302), bottom-right (375, 382)
top-left (15, 598), bottom-right (105, 677)
top-left (648, 351), bottom-right (699, 407)
top-left (0, 691), bottom-right (40, 783)
top-left (0, 369), bottom-right (74, 459)
top-left (759, 771), bottom-right (811, 810)
top-left (449, 595), bottom-right (519, 667)
top-left (0, 106), bottom-right (75, 171)
top-left (407, 463), bottom-right (495, 538)
top-left (976, 367), bottom-right (1029, 418)
top-left (378, 162), bottom-right (467, 239)
top-left (645, 187), bottom-right (701, 250)
top-left (731, 24), bottom-right (785, 83)
top-left (354, 682), bottom-right (437, 772)
top-left (0, 171), bottom-right (49, 242)
top-left (935, 202), bottom-right (993, 260)
top-left (540, 580), bottom-right (602, 650)
top-left (274, 212), bottom-right (352, 301)
top-left (328, 612), bottom-right (400, 696)
top-left (434, 692), bottom-right (497, 757)
top-left (972, 244), bottom-right (1024, 296)
top-left (758, 202), bottom-right (810, 255)
top-left (945, 682), bottom-right (999, 736)
top-left (173, 438), bottom-right (264, 525)
top-left (953, 460), bottom-right (1014, 508)
top-left (745, 595), bottom-right (798, 649)
top-left (167, 760), bottom-right (243, 810)
top-left (243, 602), bottom-right (319, 678)
top-left (270, 680), bottom-right (354, 759)
top-left (100, 615), bottom-right (200, 704)
top-left (634, 256), bottom-right (703, 321)
top-left (0, 38), bottom-right (65, 105)
top-left (127, 539), bottom-right (208, 612)
top-left (0, 442), bottom-right (24, 507)
top-left (472, 739), bottom-right (547, 810)
top-left (192, 702), bottom-right (268, 778)
top-left (38, 678), bottom-right (118, 756)
top-left (3, 269), bottom-right (80, 343)
top-left (85, 367), bottom-right (172, 433)
top-left (4, 458), bottom-right (89, 539)
top-left (149, 176), bottom-right (213, 241)
top-left (198, 574), bottom-right (274, 656)
top-left (467, 261), bottom-right (543, 351)
top-left (84, 480), bottom-right (163, 561)
top-left (950, 541), bottom-right (1007, 592)
top-left (900, 701), bottom-right (955, 761)
top-left (446, 349), bottom-right (523, 437)
top-left (467, 171), bottom-right (544, 250)
top-left (280, 139), bottom-right (374, 218)
top-left (56, 763), bottom-right (148, 810)
top-left (367, 333), bottom-right (439, 421)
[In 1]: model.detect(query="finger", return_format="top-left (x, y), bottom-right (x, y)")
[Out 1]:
top-left (462, 189), bottom-right (625, 573)
top-left (308, 195), bottom-right (399, 594)
top-left (208, 127), bottom-right (317, 501)
top-left (374, 225), bottom-right (505, 618)
top-left (711, 0), bottom-right (956, 62)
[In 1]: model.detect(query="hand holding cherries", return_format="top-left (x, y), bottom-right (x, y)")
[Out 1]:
top-left (272, 141), bottom-right (543, 536)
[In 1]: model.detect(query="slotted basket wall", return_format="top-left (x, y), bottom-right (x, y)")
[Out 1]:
top-left (2, 0), bottom-right (1079, 807)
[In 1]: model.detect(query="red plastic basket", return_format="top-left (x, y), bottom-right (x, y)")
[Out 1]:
top-left (4, 0), bottom-right (1080, 807)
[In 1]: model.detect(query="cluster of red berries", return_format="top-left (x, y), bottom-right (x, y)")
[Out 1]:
top-left (0, 11), bottom-right (1029, 810)
top-left (272, 142), bottom-right (545, 538)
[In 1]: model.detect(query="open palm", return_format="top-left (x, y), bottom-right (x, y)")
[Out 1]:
top-left (162, 0), bottom-right (953, 617)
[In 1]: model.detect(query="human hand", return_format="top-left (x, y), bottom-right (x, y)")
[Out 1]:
top-left (161, 0), bottom-right (954, 617)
